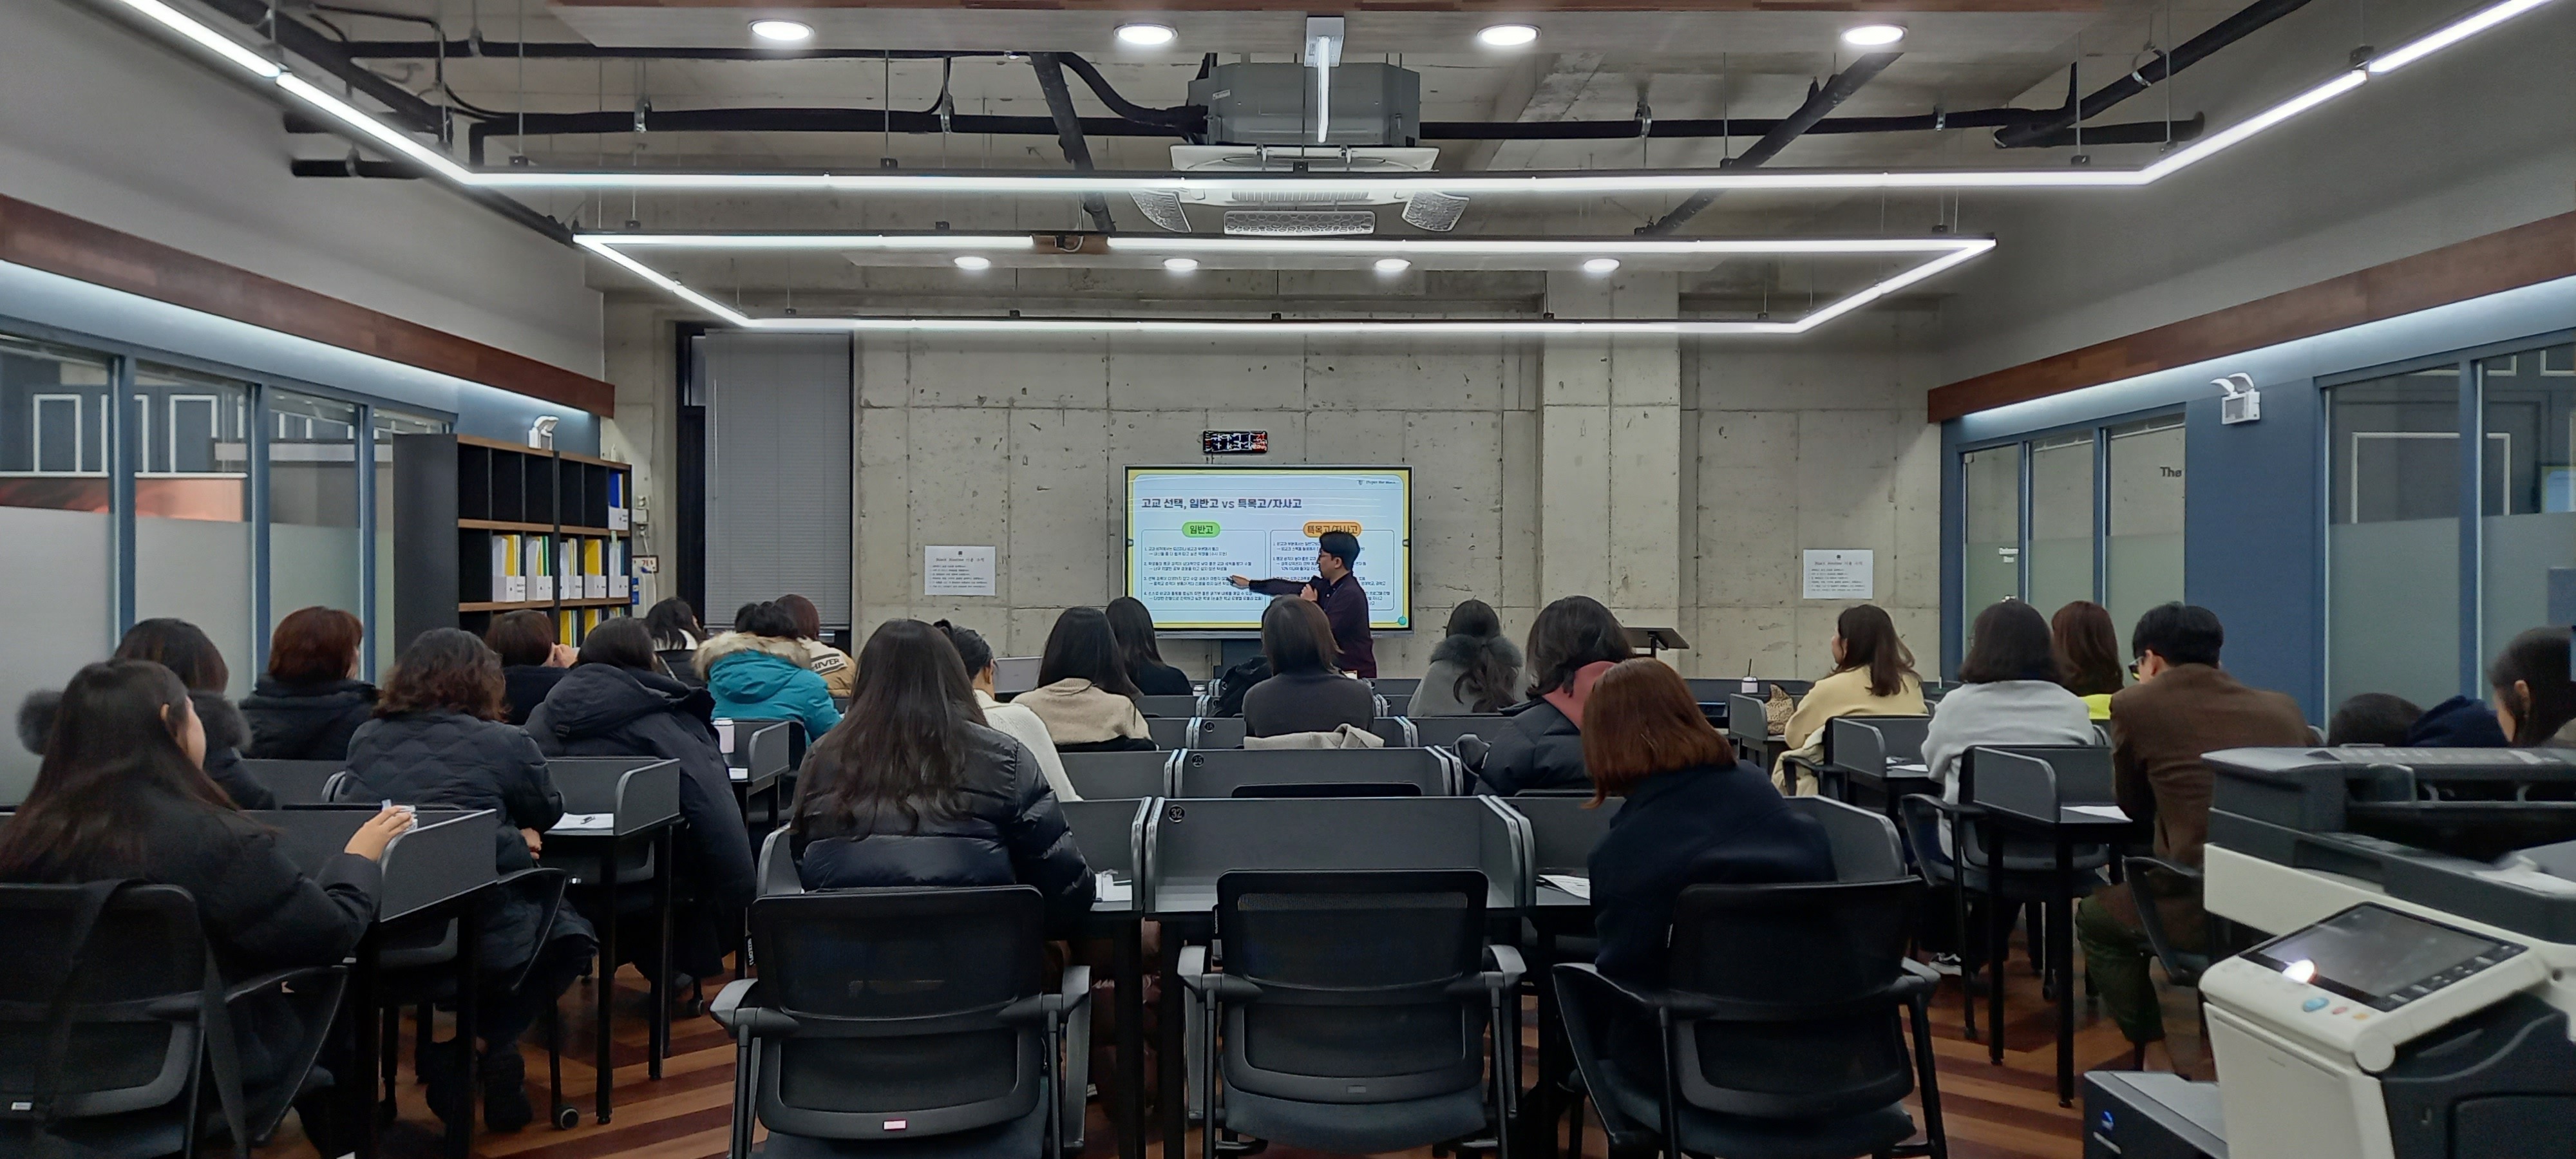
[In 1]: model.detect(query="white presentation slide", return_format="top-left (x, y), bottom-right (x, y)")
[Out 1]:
top-left (1125, 466), bottom-right (1411, 631)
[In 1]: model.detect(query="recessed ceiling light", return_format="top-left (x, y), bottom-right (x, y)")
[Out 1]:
top-left (1164, 256), bottom-right (1200, 274)
top-left (1582, 257), bottom-right (1621, 275)
top-left (953, 254), bottom-right (992, 271)
top-left (1117, 23), bottom-right (1177, 46)
top-left (749, 19), bottom-right (813, 42)
top-left (1374, 258), bottom-right (1412, 274)
top-left (1841, 24), bottom-right (1906, 46)
top-left (1476, 23), bottom-right (1539, 48)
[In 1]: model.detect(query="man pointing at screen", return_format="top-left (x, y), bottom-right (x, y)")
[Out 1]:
top-left (1229, 529), bottom-right (1376, 679)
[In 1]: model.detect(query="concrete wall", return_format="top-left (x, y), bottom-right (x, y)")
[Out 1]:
top-left (0, 0), bottom-right (603, 377)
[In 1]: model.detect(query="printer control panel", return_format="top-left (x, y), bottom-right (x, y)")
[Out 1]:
top-left (2201, 902), bottom-right (2546, 1072)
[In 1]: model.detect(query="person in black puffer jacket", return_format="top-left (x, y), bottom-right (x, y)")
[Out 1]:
top-left (242, 607), bottom-right (378, 761)
top-left (1473, 596), bottom-right (1635, 796)
top-left (525, 618), bottom-right (757, 981)
top-left (791, 619), bottom-right (1094, 936)
top-left (26, 617), bottom-right (281, 809)
top-left (345, 628), bottom-right (595, 1133)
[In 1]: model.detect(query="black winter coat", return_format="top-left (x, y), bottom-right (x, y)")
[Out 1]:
top-left (345, 710), bottom-right (582, 971)
top-left (1130, 661), bottom-right (1193, 697)
top-left (1589, 762), bottom-right (1835, 984)
top-left (526, 664), bottom-right (757, 973)
top-left (502, 665), bottom-right (571, 726)
top-left (242, 677), bottom-right (378, 762)
top-left (18, 689), bottom-right (275, 810)
top-left (792, 723), bottom-right (1096, 935)
top-left (1475, 699), bottom-right (1589, 796)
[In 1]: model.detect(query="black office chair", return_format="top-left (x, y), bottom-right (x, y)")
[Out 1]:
top-left (1554, 878), bottom-right (1946, 1159)
top-left (2122, 854), bottom-right (2212, 1066)
top-left (0, 881), bottom-right (348, 1159)
top-left (1182, 870), bottom-right (1523, 1158)
top-left (712, 886), bottom-right (1091, 1159)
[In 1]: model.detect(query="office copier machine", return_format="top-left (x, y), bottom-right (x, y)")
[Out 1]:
top-left (2197, 746), bottom-right (2576, 1159)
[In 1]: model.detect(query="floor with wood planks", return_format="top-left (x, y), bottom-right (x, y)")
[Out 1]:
top-left (258, 938), bottom-right (2209, 1159)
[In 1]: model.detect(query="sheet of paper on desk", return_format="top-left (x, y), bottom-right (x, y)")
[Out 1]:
top-left (1887, 762), bottom-right (1927, 774)
top-left (554, 813), bottom-right (615, 833)
top-left (2068, 804), bottom-right (2131, 822)
top-left (1539, 874), bottom-right (1591, 901)
top-left (729, 768), bottom-right (748, 782)
top-left (1095, 872), bottom-right (1132, 903)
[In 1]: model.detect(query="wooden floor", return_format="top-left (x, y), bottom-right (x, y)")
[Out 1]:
top-left (259, 939), bottom-right (2208, 1159)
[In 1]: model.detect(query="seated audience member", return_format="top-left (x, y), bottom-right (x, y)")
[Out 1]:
top-left (777, 593), bottom-right (857, 698)
top-left (1016, 607), bottom-right (1156, 753)
top-left (1922, 601), bottom-right (2098, 812)
top-left (2489, 627), bottom-right (2576, 746)
top-left (647, 598), bottom-right (708, 684)
top-left (1244, 596), bottom-right (1379, 739)
top-left (2052, 601), bottom-right (2127, 721)
top-left (1410, 599), bottom-right (1524, 717)
top-left (936, 619), bottom-right (1078, 802)
top-left (697, 601), bottom-right (842, 737)
top-left (1477, 596), bottom-right (1634, 795)
top-left (242, 608), bottom-right (377, 768)
top-left (0, 660), bottom-right (409, 1155)
top-left (790, 619), bottom-right (1095, 933)
top-left (1776, 604), bottom-right (1926, 791)
top-left (486, 608), bottom-right (574, 726)
top-left (528, 617), bottom-right (757, 985)
top-left (2327, 693), bottom-right (2423, 746)
top-left (120, 617), bottom-right (276, 809)
top-left (2405, 694), bottom-right (2511, 747)
top-left (2079, 602), bottom-right (2307, 1069)
top-left (345, 629), bottom-right (595, 1130)
top-left (1107, 595), bottom-right (1194, 696)
top-left (1585, 657), bottom-right (1835, 987)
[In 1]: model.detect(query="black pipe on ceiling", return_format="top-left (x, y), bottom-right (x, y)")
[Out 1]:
top-left (333, 39), bottom-right (1010, 62)
top-left (1991, 0), bottom-right (2316, 147)
top-left (1030, 54), bottom-right (1119, 233)
top-left (1640, 51), bottom-right (1900, 235)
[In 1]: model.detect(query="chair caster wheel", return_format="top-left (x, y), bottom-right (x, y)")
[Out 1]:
top-left (675, 997), bottom-right (705, 1019)
top-left (554, 1106), bottom-right (581, 1130)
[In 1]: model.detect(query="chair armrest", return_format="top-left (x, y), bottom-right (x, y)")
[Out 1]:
top-left (1486, 943), bottom-right (1528, 991)
top-left (709, 977), bottom-right (799, 1037)
top-left (1175, 945), bottom-right (1260, 1001)
top-left (1894, 958), bottom-right (1940, 998)
top-left (1176, 944), bottom-right (1209, 990)
top-left (1052, 965), bottom-right (1094, 1017)
top-left (222, 965), bottom-right (345, 1006)
top-left (2125, 854), bottom-right (2203, 883)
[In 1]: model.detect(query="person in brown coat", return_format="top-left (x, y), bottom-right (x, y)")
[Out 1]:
top-left (2077, 601), bottom-right (2309, 1069)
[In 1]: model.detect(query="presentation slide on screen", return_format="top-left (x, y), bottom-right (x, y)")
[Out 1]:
top-left (1126, 466), bottom-right (1411, 632)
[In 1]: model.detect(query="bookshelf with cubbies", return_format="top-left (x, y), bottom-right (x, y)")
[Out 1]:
top-left (392, 433), bottom-right (638, 654)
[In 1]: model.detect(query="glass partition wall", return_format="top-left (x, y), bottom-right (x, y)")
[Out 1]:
top-left (0, 324), bottom-right (453, 793)
top-left (1956, 417), bottom-right (2187, 668)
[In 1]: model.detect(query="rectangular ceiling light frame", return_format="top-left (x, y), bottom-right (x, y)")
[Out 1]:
top-left (93, 0), bottom-right (2557, 196)
top-left (574, 232), bottom-right (1997, 336)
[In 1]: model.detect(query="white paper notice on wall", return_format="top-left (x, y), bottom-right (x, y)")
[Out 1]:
top-left (925, 545), bottom-right (999, 598)
top-left (1801, 549), bottom-right (1875, 599)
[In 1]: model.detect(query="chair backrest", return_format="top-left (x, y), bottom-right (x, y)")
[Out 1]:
top-left (1172, 748), bottom-right (1456, 798)
top-left (756, 828), bottom-right (801, 896)
top-left (748, 887), bottom-right (1050, 1139)
top-left (1059, 750), bottom-right (1176, 800)
top-left (0, 883), bottom-right (209, 1120)
top-left (1213, 870), bottom-right (1490, 1104)
top-left (1407, 716), bottom-right (1504, 750)
top-left (1146, 717), bottom-right (1193, 751)
top-left (1189, 716), bottom-right (1249, 748)
top-left (238, 759), bottom-right (346, 806)
top-left (1137, 695), bottom-right (1200, 719)
top-left (1663, 878), bottom-right (1924, 1119)
top-left (1781, 796), bottom-right (1908, 882)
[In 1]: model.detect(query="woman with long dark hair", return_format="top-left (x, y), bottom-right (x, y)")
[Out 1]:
top-left (1243, 596), bottom-right (1378, 738)
top-left (1015, 607), bottom-right (1154, 753)
top-left (791, 619), bottom-right (1094, 931)
top-left (1920, 601), bottom-right (2097, 829)
top-left (24, 617), bottom-right (281, 809)
top-left (1411, 599), bottom-right (1524, 717)
top-left (2051, 601), bottom-right (2125, 719)
top-left (1477, 596), bottom-right (1634, 795)
top-left (486, 608), bottom-right (573, 725)
top-left (1106, 596), bottom-right (1193, 695)
top-left (2489, 627), bottom-right (2576, 746)
top-left (346, 628), bottom-right (595, 1131)
top-left (1777, 604), bottom-right (1925, 790)
top-left (0, 659), bottom-right (408, 1154)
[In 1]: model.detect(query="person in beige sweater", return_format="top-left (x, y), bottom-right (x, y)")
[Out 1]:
top-left (1014, 608), bottom-right (1155, 753)
top-left (1775, 604), bottom-right (1926, 793)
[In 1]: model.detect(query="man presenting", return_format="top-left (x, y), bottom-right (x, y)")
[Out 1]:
top-left (1229, 529), bottom-right (1377, 678)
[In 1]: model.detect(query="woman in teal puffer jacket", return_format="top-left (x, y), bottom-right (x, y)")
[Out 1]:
top-left (696, 601), bottom-right (843, 737)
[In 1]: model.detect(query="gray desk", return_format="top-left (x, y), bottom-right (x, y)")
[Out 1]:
top-left (1816, 715), bottom-right (1933, 807)
top-left (1061, 797), bottom-right (1150, 917)
top-left (1168, 746), bottom-right (1461, 798)
top-left (723, 721), bottom-right (792, 833)
top-left (544, 757), bottom-right (683, 1117)
top-left (240, 759), bottom-right (348, 807)
top-left (1960, 745), bottom-right (2129, 1107)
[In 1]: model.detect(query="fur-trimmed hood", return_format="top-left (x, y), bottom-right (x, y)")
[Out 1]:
top-left (1429, 632), bottom-right (1522, 670)
top-left (693, 632), bottom-right (811, 680)
top-left (18, 688), bottom-right (246, 756)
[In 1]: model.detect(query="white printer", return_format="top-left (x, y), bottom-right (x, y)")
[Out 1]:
top-left (2198, 746), bottom-right (2576, 1159)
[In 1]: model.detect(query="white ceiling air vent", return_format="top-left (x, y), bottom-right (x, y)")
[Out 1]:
top-left (1401, 191), bottom-right (1470, 232)
top-left (1168, 145), bottom-right (1437, 209)
top-left (1223, 211), bottom-right (1378, 236)
top-left (1130, 189), bottom-right (1190, 232)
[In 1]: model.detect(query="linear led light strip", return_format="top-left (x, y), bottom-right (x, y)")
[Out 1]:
top-left (574, 234), bottom-right (1996, 335)
top-left (107, 0), bottom-right (2552, 197)
top-left (593, 234), bottom-right (1990, 256)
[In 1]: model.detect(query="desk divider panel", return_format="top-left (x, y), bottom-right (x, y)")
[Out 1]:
top-left (1170, 747), bottom-right (1459, 798)
top-left (1726, 693), bottom-right (1772, 748)
top-left (1407, 716), bottom-right (1507, 750)
top-left (726, 721), bottom-right (791, 778)
top-left (1140, 796), bottom-right (1530, 915)
top-left (1189, 717), bottom-right (1247, 748)
top-left (547, 757), bottom-right (682, 834)
top-left (1504, 795), bottom-right (1622, 876)
top-left (1781, 797), bottom-right (1908, 882)
top-left (256, 807), bottom-right (496, 923)
top-left (1060, 797), bottom-right (1153, 889)
top-left (240, 759), bottom-right (348, 806)
top-left (1965, 744), bottom-right (2116, 818)
top-left (1137, 695), bottom-right (1202, 719)
top-left (1824, 715), bottom-right (1933, 775)
top-left (1061, 750), bottom-right (1179, 800)
top-left (1146, 717), bottom-right (1193, 751)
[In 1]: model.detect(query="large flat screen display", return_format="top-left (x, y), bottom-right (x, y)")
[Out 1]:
top-left (1124, 466), bottom-right (1410, 632)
